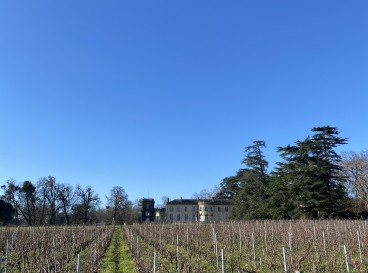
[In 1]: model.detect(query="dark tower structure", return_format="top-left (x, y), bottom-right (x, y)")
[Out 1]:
top-left (140, 198), bottom-right (155, 222)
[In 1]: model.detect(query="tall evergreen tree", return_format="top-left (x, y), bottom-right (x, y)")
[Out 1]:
top-left (216, 174), bottom-right (241, 200)
top-left (274, 126), bottom-right (348, 219)
top-left (232, 141), bottom-right (270, 219)
top-left (265, 175), bottom-right (292, 219)
top-left (242, 140), bottom-right (268, 175)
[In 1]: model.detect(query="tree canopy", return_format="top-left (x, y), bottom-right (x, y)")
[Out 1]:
top-left (218, 126), bottom-right (354, 220)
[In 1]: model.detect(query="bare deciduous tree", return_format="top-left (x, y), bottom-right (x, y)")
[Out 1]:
top-left (58, 183), bottom-right (75, 225)
top-left (38, 176), bottom-right (62, 225)
top-left (340, 151), bottom-right (368, 207)
top-left (191, 186), bottom-right (220, 199)
top-left (74, 185), bottom-right (100, 224)
top-left (106, 186), bottom-right (129, 224)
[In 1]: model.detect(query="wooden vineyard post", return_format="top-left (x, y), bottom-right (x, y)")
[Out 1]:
top-left (282, 247), bottom-right (288, 273)
top-left (5, 240), bottom-right (8, 273)
top-left (52, 237), bottom-right (56, 272)
top-left (215, 233), bottom-right (219, 270)
top-left (221, 249), bottom-right (225, 273)
top-left (357, 230), bottom-right (363, 264)
top-left (322, 231), bottom-right (327, 259)
top-left (153, 251), bottom-right (156, 273)
top-left (137, 236), bottom-right (140, 263)
top-left (313, 225), bottom-right (317, 253)
top-left (176, 234), bottom-right (180, 271)
top-left (288, 228), bottom-right (293, 265)
top-left (343, 244), bottom-right (350, 273)
top-left (251, 232), bottom-right (256, 266)
top-left (76, 254), bottom-right (81, 273)
top-left (11, 233), bottom-right (14, 252)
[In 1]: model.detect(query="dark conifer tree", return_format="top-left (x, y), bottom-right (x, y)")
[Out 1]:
top-left (232, 141), bottom-right (270, 219)
top-left (273, 126), bottom-right (348, 219)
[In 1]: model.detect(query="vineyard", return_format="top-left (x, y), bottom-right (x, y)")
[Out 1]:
top-left (124, 220), bottom-right (368, 273)
top-left (0, 225), bottom-right (114, 273)
top-left (1, 220), bottom-right (368, 272)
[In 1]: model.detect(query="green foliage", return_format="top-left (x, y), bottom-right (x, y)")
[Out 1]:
top-left (216, 174), bottom-right (241, 199)
top-left (220, 126), bottom-right (352, 220)
top-left (273, 126), bottom-right (348, 219)
top-left (242, 140), bottom-right (268, 175)
top-left (0, 199), bottom-right (15, 225)
top-left (265, 176), bottom-right (292, 219)
top-left (232, 169), bottom-right (270, 219)
top-left (226, 141), bottom-right (270, 219)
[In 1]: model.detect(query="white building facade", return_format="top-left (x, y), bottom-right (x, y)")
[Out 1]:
top-left (166, 198), bottom-right (234, 222)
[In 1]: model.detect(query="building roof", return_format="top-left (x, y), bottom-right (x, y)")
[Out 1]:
top-left (140, 198), bottom-right (155, 202)
top-left (167, 198), bottom-right (232, 205)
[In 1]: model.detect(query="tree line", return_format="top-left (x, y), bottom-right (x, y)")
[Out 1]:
top-left (0, 177), bottom-right (138, 226)
top-left (2, 125), bottom-right (366, 224)
top-left (216, 126), bottom-right (368, 219)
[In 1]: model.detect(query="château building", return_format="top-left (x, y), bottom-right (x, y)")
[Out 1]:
top-left (164, 198), bottom-right (234, 222)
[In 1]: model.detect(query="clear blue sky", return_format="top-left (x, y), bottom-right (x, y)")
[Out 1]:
top-left (1, 1), bottom-right (367, 206)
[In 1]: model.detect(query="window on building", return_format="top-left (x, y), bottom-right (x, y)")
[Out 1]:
top-left (169, 214), bottom-right (173, 221)
top-left (210, 206), bottom-right (213, 211)
top-left (199, 207), bottom-right (202, 211)
top-left (185, 214), bottom-right (188, 221)
top-left (176, 214), bottom-right (181, 221)
top-left (192, 214), bottom-right (196, 221)
top-left (169, 207), bottom-right (174, 212)
top-left (218, 215), bottom-right (222, 221)
top-left (145, 211), bottom-right (150, 217)
top-left (146, 204), bottom-right (150, 209)
top-left (185, 207), bottom-right (187, 212)
top-left (218, 207), bottom-right (221, 212)
top-left (205, 215), bottom-right (209, 221)
top-left (225, 207), bottom-right (229, 212)
top-left (205, 207), bottom-right (208, 212)
top-left (177, 206), bottom-right (181, 212)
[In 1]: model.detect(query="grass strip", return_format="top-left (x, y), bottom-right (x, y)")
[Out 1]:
top-left (98, 225), bottom-right (137, 273)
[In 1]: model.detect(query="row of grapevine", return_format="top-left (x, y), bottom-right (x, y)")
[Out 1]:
top-left (0, 225), bottom-right (115, 273)
top-left (124, 220), bottom-right (368, 273)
